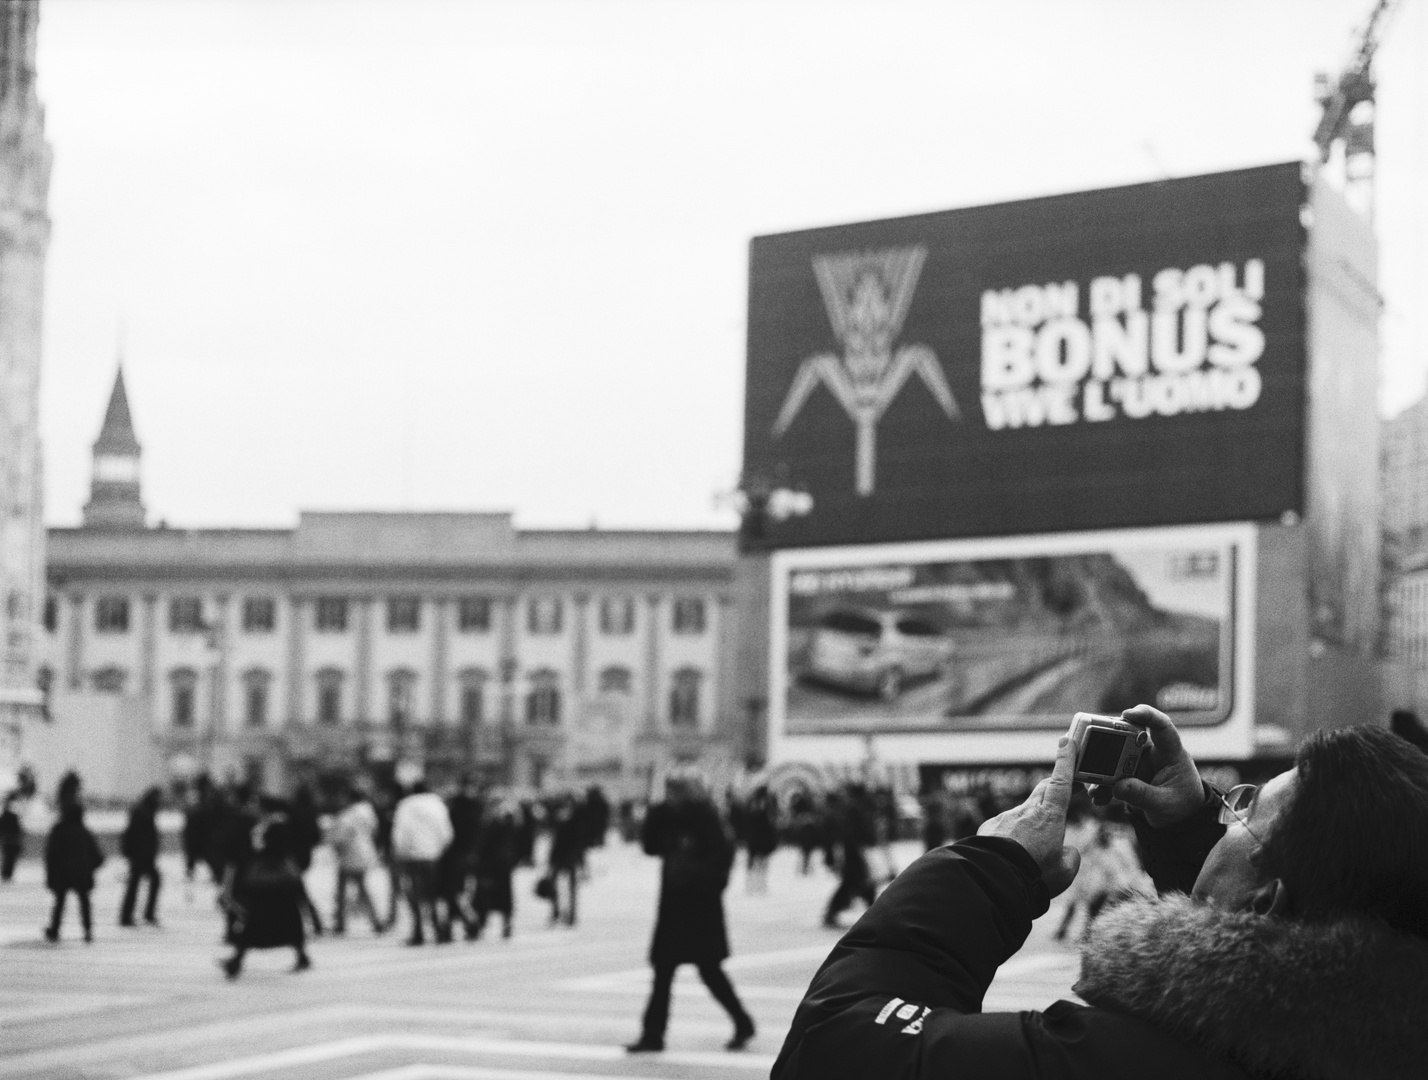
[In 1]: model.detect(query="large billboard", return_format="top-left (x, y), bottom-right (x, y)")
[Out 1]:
top-left (769, 523), bottom-right (1256, 762)
top-left (743, 163), bottom-right (1306, 549)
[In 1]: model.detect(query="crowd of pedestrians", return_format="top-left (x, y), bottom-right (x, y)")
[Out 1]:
top-left (3, 764), bottom-right (1159, 956)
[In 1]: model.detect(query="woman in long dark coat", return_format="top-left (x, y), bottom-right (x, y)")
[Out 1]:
top-left (626, 770), bottom-right (755, 1054)
top-left (220, 811), bottom-right (313, 978)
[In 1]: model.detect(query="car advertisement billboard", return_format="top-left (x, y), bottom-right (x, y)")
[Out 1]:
top-left (769, 523), bottom-right (1256, 762)
top-left (743, 162), bottom-right (1306, 549)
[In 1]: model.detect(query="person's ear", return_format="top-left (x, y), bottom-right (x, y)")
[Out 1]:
top-left (1249, 878), bottom-right (1288, 917)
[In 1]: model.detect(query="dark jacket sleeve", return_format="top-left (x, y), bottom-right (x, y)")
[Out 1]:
top-left (771, 836), bottom-right (1050, 1080)
top-left (1130, 783), bottom-right (1226, 895)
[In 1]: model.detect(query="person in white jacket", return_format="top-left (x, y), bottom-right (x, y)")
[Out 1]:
top-left (330, 785), bottom-right (386, 936)
top-left (392, 782), bottom-right (453, 945)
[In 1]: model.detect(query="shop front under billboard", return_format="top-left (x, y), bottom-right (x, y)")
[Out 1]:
top-left (770, 523), bottom-right (1254, 744)
top-left (743, 163), bottom-right (1306, 549)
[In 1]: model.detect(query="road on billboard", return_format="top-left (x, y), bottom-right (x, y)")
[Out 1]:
top-left (0, 840), bottom-right (1082, 1079)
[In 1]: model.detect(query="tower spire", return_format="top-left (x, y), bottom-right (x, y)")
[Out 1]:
top-left (83, 365), bottom-right (146, 529)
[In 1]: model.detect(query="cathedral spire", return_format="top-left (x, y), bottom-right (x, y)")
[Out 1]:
top-left (94, 364), bottom-right (141, 455)
top-left (83, 365), bottom-right (146, 530)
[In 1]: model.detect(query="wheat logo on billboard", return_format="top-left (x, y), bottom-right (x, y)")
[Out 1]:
top-left (773, 246), bottom-right (959, 496)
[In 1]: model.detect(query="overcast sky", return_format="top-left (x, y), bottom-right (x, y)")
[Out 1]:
top-left (34, 0), bottom-right (1428, 530)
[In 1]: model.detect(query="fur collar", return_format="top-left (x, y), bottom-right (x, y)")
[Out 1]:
top-left (1074, 894), bottom-right (1428, 1080)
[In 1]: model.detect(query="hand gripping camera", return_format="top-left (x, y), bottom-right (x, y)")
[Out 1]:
top-left (1068, 712), bottom-right (1151, 786)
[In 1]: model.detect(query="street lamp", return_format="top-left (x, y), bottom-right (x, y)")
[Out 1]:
top-left (716, 473), bottom-right (814, 547)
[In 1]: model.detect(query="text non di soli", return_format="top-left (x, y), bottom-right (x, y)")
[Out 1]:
top-left (978, 261), bottom-right (1267, 430)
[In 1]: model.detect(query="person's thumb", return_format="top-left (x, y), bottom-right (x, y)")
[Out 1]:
top-left (1042, 844), bottom-right (1081, 898)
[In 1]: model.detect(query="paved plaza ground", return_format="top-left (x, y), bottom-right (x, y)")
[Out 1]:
top-left (0, 840), bottom-right (1083, 1080)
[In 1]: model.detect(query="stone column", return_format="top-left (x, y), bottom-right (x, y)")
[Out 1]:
top-left (572, 593), bottom-right (589, 695)
top-left (431, 596), bottom-right (449, 725)
top-left (711, 592), bottom-right (733, 739)
top-left (141, 594), bottom-right (157, 699)
top-left (644, 593), bottom-right (663, 734)
top-left (65, 592), bottom-right (83, 689)
top-left (213, 593), bottom-right (230, 734)
top-left (499, 594), bottom-right (518, 725)
top-left (355, 597), bottom-right (373, 725)
top-left (286, 596), bottom-right (306, 725)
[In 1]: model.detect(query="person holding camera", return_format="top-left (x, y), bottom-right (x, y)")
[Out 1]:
top-left (772, 704), bottom-right (1428, 1079)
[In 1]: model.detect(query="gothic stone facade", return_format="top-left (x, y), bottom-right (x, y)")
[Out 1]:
top-left (43, 512), bottom-right (738, 795)
top-left (0, 1), bottom-right (52, 784)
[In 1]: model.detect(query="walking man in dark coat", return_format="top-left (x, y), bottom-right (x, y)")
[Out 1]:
top-left (119, 787), bottom-right (162, 926)
top-left (43, 774), bottom-right (104, 943)
top-left (823, 783), bottom-right (878, 927)
top-left (626, 769), bottom-right (756, 1054)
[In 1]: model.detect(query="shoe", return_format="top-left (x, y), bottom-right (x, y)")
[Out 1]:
top-left (119, 918), bottom-right (136, 928)
top-left (405, 936), bottom-right (426, 947)
top-left (501, 922), bottom-right (512, 939)
top-left (292, 954), bottom-right (313, 973)
top-left (822, 916), bottom-right (839, 929)
top-left (219, 956), bottom-right (241, 979)
top-left (625, 1038), bottom-right (664, 1054)
top-left (727, 1023), bottom-right (756, 1051)
top-left (43, 927), bottom-right (58, 943)
top-left (144, 916), bottom-right (160, 928)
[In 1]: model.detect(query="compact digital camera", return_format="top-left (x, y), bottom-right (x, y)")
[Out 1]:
top-left (1068, 712), bottom-right (1150, 785)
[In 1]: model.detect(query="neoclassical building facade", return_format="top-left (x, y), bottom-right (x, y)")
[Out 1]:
top-left (41, 375), bottom-right (739, 795)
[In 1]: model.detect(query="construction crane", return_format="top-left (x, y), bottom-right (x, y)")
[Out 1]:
top-left (1312, 0), bottom-right (1402, 218)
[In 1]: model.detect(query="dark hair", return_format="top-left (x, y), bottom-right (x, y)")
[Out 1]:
top-left (1261, 725), bottom-right (1428, 937)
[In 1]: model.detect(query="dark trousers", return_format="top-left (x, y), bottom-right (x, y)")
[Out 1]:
top-left (825, 869), bottom-right (877, 922)
top-left (1, 844), bottom-right (18, 881)
top-left (640, 960), bottom-right (753, 1041)
top-left (333, 868), bottom-right (383, 933)
top-left (48, 887), bottom-right (93, 939)
top-left (401, 859), bottom-right (448, 943)
top-left (548, 865), bottom-right (578, 926)
top-left (120, 860), bottom-right (161, 924)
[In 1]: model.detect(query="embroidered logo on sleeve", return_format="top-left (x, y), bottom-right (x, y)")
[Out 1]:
top-left (874, 997), bottom-right (904, 1025)
top-left (900, 1006), bottom-right (931, 1035)
top-left (873, 997), bottom-right (930, 1034)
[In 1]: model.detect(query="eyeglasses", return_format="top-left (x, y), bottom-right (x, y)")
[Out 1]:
top-left (1216, 784), bottom-right (1264, 846)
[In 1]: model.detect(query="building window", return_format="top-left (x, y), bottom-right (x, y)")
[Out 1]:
top-left (169, 597), bottom-right (204, 633)
top-left (457, 597), bottom-right (492, 632)
top-left (170, 668), bottom-right (198, 728)
top-left (242, 597), bottom-right (276, 633)
top-left (243, 669), bottom-right (271, 727)
top-left (669, 667), bottom-right (702, 727)
top-left (316, 668), bottom-right (344, 725)
top-left (598, 665), bottom-right (633, 694)
top-left (458, 668), bottom-right (487, 726)
top-left (526, 669), bottom-right (561, 725)
top-left (92, 666), bottom-right (127, 694)
top-left (387, 596), bottom-right (420, 633)
top-left (599, 596), bottom-right (635, 635)
top-left (527, 596), bottom-right (563, 635)
top-left (315, 597), bottom-right (348, 633)
top-left (672, 597), bottom-right (706, 635)
top-left (44, 595), bottom-right (57, 633)
top-left (95, 595), bottom-right (130, 634)
top-left (388, 668), bottom-right (417, 727)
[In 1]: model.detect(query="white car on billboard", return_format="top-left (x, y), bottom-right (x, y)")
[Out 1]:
top-left (802, 606), bottom-right (953, 701)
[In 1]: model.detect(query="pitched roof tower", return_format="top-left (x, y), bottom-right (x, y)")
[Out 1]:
top-left (82, 366), bottom-right (146, 529)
